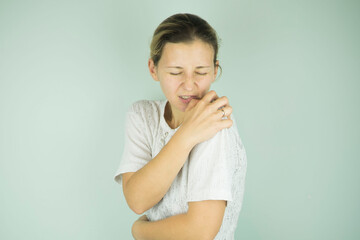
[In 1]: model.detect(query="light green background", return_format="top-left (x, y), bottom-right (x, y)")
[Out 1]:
top-left (0, 0), bottom-right (359, 239)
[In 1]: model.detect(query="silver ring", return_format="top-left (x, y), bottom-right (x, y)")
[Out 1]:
top-left (221, 108), bottom-right (225, 117)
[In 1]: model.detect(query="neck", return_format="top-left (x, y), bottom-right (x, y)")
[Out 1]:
top-left (165, 101), bottom-right (184, 129)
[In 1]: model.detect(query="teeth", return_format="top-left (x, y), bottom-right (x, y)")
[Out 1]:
top-left (180, 96), bottom-right (190, 99)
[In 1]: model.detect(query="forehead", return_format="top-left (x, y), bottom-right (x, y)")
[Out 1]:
top-left (159, 40), bottom-right (214, 66)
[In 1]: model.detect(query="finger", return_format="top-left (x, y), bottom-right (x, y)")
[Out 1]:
top-left (212, 96), bottom-right (229, 110)
top-left (185, 98), bottom-right (200, 111)
top-left (218, 119), bottom-right (233, 130)
top-left (202, 90), bottom-right (218, 103)
top-left (215, 106), bottom-right (232, 119)
top-left (221, 106), bottom-right (233, 117)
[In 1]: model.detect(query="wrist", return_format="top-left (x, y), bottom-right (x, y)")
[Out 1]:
top-left (173, 127), bottom-right (196, 152)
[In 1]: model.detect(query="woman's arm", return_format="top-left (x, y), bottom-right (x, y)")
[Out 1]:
top-left (122, 128), bottom-right (194, 214)
top-left (123, 91), bottom-right (233, 214)
top-left (132, 200), bottom-right (226, 240)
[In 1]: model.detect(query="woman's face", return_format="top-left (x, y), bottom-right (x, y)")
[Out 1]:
top-left (149, 39), bottom-right (218, 115)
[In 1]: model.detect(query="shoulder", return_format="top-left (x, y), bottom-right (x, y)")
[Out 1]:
top-left (127, 100), bottom-right (163, 115)
top-left (125, 100), bottom-right (164, 129)
top-left (204, 114), bottom-right (244, 148)
top-left (192, 113), bottom-right (246, 165)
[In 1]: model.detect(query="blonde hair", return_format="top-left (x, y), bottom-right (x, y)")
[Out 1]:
top-left (150, 13), bottom-right (220, 67)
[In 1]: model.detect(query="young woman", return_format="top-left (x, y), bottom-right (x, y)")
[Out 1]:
top-left (114, 13), bottom-right (247, 240)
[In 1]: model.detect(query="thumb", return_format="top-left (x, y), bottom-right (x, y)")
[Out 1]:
top-left (185, 98), bottom-right (199, 111)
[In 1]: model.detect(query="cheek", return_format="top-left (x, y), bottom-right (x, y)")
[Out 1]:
top-left (160, 79), bottom-right (178, 95)
top-left (198, 77), bottom-right (213, 89)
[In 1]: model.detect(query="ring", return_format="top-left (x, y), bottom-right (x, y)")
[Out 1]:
top-left (221, 108), bottom-right (225, 117)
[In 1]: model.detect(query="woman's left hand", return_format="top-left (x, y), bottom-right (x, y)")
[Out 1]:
top-left (132, 215), bottom-right (149, 239)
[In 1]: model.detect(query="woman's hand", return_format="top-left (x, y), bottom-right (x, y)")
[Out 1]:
top-left (132, 215), bottom-right (149, 240)
top-left (179, 90), bottom-right (233, 148)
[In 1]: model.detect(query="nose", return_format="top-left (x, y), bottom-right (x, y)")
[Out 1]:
top-left (182, 74), bottom-right (194, 91)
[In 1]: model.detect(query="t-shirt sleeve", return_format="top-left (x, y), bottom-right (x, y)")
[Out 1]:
top-left (186, 125), bottom-right (238, 202)
top-left (113, 105), bottom-right (152, 185)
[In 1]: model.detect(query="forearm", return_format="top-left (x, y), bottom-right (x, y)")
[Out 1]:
top-left (132, 201), bottom-right (225, 240)
top-left (132, 213), bottom-right (201, 240)
top-left (124, 128), bottom-right (194, 214)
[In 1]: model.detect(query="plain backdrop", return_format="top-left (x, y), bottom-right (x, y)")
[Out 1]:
top-left (0, 0), bottom-right (359, 239)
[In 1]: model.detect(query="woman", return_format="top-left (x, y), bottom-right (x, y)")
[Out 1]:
top-left (114, 13), bottom-right (247, 239)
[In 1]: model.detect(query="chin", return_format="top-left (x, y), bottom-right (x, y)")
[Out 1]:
top-left (168, 100), bottom-right (187, 113)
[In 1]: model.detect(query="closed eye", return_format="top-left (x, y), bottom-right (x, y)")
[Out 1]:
top-left (196, 72), bottom-right (208, 75)
top-left (170, 72), bottom-right (182, 75)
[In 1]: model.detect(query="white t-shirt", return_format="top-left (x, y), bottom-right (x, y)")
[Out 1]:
top-left (114, 100), bottom-right (247, 239)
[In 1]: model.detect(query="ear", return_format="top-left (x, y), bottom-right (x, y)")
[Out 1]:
top-left (213, 60), bottom-right (219, 82)
top-left (148, 58), bottom-right (159, 82)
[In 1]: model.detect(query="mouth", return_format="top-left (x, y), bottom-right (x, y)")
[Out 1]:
top-left (178, 95), bottom-right (200, 104)
top-left (179, 95), bottom-right (200, 100)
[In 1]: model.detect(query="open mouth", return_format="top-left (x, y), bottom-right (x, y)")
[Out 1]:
top-left (179, 95), bottom-right (200, 104)
top-left (179, 95), bottom-right (200, 100)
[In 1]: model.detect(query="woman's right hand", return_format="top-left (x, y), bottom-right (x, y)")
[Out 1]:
top-left (179, 90), bottom-right (233, 148)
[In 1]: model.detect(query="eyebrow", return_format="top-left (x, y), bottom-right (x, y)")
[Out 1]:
top-left (165, 66), bottom-right (211, 69)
